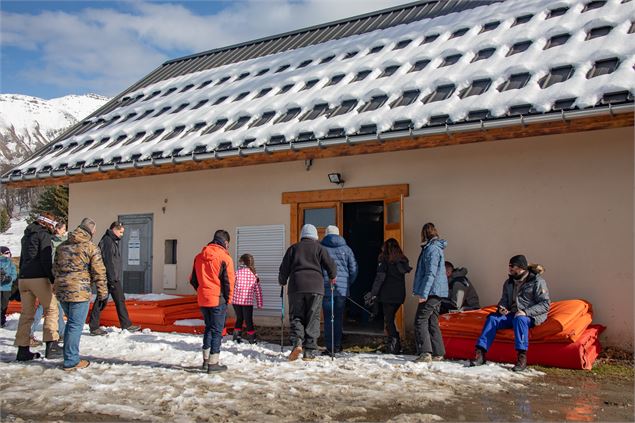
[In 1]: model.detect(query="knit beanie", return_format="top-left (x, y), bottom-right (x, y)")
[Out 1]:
top-left (300, 224), bottom-right (318, 240)
top-left (325, 225), bottom-right (339, 236)
top-left (509, 255), bottom-right (528, 270)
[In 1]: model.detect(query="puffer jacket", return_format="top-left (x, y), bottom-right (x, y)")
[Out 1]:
top-left (190, 239), bottom-right (235, 307)
top-left (321, 234), bottom-right (358, 297)
top-left (53, 226), bottom-right (108, 302)
top-left (0, 256), bottom-right (17, 292)
top-left (498, 265), bottom-right (551, 325)
top-left (412, 238), bottom-right (449, 299)
top-left (448, 267), bottom-right (480, 310)
top-left (19, 222), bottom-right (54, 283)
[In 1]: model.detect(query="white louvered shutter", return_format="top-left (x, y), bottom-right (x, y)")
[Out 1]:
top-left (235, 225), bottom-right (286, 316)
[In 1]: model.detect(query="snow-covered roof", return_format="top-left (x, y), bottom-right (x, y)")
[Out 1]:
top-left (4, 0), bottom-right (634, 184)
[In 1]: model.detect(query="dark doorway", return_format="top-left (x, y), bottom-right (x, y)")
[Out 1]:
top-left (342, 201), bottom-right (384, 334)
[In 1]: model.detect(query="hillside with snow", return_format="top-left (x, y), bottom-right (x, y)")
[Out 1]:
top-left (0, 94), bottom-right (110, 164)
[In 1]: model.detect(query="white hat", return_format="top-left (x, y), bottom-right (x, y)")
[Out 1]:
top-left (300, 224), bottom-right (318, 240)
top-left (325, 225), bottom-right (339, 236)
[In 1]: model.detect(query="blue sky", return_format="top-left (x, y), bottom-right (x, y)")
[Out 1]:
top-left (1, 0), bottom-right (405, 99)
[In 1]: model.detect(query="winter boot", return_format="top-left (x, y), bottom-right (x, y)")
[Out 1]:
top-left (201, 348), bottom-right (211, 371)
top-left (288, 345), bottom-right (303, 362)
top-left (302, 349), bottom-right (317, 361)
top-left (45, 340), bottom-right (62, 359)
top-left (207, 353), bottom-right (227, 373)
top-left (232, 329), bottom-right (242, 343)
top-left (64, 359), bottom-right (90, 371)
top-left (415, 353), bottom-right (432, 363)
top-left (512, 350), bottom-right (528, 372)
top-left (244, 331), bottom-right (257, 344)
top-left (387, 336), bottom-right (402, 354)
top-left (16, 346), bottom-right (41, 361)
top-left (469, 347), bottom-right (487, 367)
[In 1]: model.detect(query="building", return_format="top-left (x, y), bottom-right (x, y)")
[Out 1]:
top-left (3, 0), bottom-right (633, 347)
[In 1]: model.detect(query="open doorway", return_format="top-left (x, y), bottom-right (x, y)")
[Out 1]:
top-left (342, 201), bottom-right (384, 334)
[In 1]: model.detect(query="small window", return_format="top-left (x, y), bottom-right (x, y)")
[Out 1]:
top-left (423, 84), bottom-right (456, 103)
top-left (421, 34), bottom-right (439, 44)
top-left (545, 33), bottom-right (570, 49)
top-left (144, 90), bottom-right (161, 101)
top-left (236, 72), bottom-right (250, 81)
top-left (123, 131), bottom-right (146, 146)
top-left (507, 40), bottom-right (532, 56)
top-left (170, 103), bottom-right (189, 114)
top-left (179, 84), bottom-right (194, 93)
top-left (586, 58), bottom-right (620, 78)
top-left (357, 95), bottom-right (388, 113)
top-left (216, 76), bottom-right (230, 85)
top-left (512, 14), bottom-right (533, 26)
top-left (226, 116), bottom-right (251, 131)
top-left (552, 98), bottom-right (576, 110)
top-left (329, 99), bottom-right (358, 117)
top-left (352, 70), bottom-right (372, 82)
top-left (297, 59), bottom-right (312, 69)
top-left (546, 7), bottom-right (568, 19)
top-left (325, 74), bottom-right (345, 87)
top-left (343, 51), bottom-right (358, 59)
top-left (120, 112), bottom-right (137, 123)
top-left (197, 80), bottom-right (213, 89)
top-left (379, 65), bottom-right (400, 78)
top-left (582, 0), bottom-right (606, 12)
top-left (143, 129), bottom-right (165, 143)
top-left (320, 55), bottom-right (335, 64)
top-left (185, 122), bottom-right (207, 135)
top-left (497, 72), bottom-right (531, 91)
top-left (255, 87), bottom-right (272, 98)
top-left (202, 119), bottom-right (228, 135)
top-left (154, 107), bottom-right (171, 117)
top-left (256, 68), bottom-right (269, 76)
top-left (472, 47), bottom-right (496, 62)
top-left (450, 28), bottom-right (469, 39)
top-left (368, 45), bottom-right (384, 54)
top-left (410, 59), bottom-right (430, 72)
top-left (276, 64), bottom-right (290, 73)
top-left (213, 96), bottom-right (228, 105)
top-left (274, 107), bottom-right (301, 124)
top-left (233, 91), bottom-right (250, 102)
top-left (161, 87), bottom-right (177, 97)
top-left (586, 26), bottom-right (613, 40)
top-left (135, 110), bottom-right (154, 121)
top-left (391, 89), bottom-right (420, 108)
top-left (249, 111), bottom-right (276, 128)
top-left (480, 21), bottom-right (500, 33)
top-left (163, 125), bottom-right (186, 141)
top-left (191, 99), bottom-right (209, 110)
top-left (300, 103), bottom-right (329, 121)
top-left (277, 83), bottom-right (294, 95)
top-left (539, 65), bottom-right (575, 88)
top-left (394, 39), bottom-right (412, 50)
top-left (508, 104), bottom-right (535, 116)
top-left (459, 79), bottom-right (492, 98)
top-left (440, 54), bottom-right (462, 67)
top-left (301, 79), bottom-right (320, 91)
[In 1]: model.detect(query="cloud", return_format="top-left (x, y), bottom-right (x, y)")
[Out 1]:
top-left (1, 0), bottom-right (405, 97)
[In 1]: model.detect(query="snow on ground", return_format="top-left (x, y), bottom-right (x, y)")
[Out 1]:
top-left (0, 214), bottom-right (28, 255)
top-left (0, 313), bottom-right (540, 422)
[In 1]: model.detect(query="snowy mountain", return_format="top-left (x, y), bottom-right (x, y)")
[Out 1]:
top-left (0, 93), bottom-right (110, 164)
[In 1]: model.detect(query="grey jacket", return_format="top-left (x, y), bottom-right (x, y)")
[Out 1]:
top-left (498, 269), bottom-right (551, 325)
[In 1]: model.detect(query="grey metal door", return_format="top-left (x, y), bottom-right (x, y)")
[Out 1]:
top-left (118, 213), bottom-right (153, 294)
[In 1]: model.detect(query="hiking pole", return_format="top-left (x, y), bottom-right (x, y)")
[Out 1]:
top-left (280, 285), bottom-right (285, 353)
top-left (345, 296), bottom-right (374, 316)
top-left (330, 281), bottom-right (335, 361)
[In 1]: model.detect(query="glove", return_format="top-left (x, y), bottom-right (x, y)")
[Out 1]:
top-left (363, 292), bottom-right (376, 308)
top-left (97, 297), bottom-right (108, 310)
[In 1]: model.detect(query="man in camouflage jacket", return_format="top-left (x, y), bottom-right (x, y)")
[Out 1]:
top-left (54, 218), bottom-right (108, 370)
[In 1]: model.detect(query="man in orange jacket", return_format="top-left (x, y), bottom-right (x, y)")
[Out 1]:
top-left (190, 229), bottom-right (235, 373)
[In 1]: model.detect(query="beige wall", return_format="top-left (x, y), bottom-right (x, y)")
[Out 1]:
top-left (70, 127), bottom-right (634, 348)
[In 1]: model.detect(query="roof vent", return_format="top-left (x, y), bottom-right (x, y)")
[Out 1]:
top-left (301, 79), bottom-right (320, 91)
top-left (276, 64), bottom-right (290, 73)
top-left (546, 7), bottom-right (568, 19)
top-left (213, 96), bottom-right (228, 105)
top-left (450, 28), bottom-right (469, 39)
top-left (586, 26), bottom-right (613, 40)
top-left (274, 107), bottom-right (301, 124)
top-left (300, 104), bottom-right (329, 121)
top-left (226, 116), bottom-right (251, 131)
top-left (480, 21), bottom-right (500, 33)
top-left (391, 89), bottom-right (420, 108)
top-left (428, 114), bottom-right (451, 126)
top-left (197, 80), bottom-right (213, 89)
top-left (297, 59), bottom-right (313, 69)
top-left (394, 39), bottom-right (412, 50)
top-left (379, 65), bottom-right (400, 78)
top-left (343, 51), bottom-right (358, 59)
top-left (320, 55), bottom-right (335, 64)
top-left (277, 83), bottom-right (295, 95)
top-left (507, 40), bottom-right (532, 56)
top-left (179, 84), bottom-right (194, 93)
top-left (586, 58), bottom-right (620, 78)
top-left (233, 91), bottom-right (250, 102)
top-left (459, 79), bottom-right (492, 98)
top-left (352, 70), bottom-right (372, 82)
top-left (368, 45), bottom-right (384, 54)
top-left (329, 99), bottom-right (358, 117)
top-left (202, 119), bottom-right (228, 135)
top-left (410, 59), bottom-right (430, 72)
top-left (512, 14), bottom-right (533, 26)
top-left (539, 65), bottom-right (575, 88)
top-left (508, 104), bottom-right (535, 116)
top-left (191, 99), bottom-right (209, 110)
top-left (498, 72), bottom-right (531, 91)
top-left (256, 68), bottom-right (269, 76)
top-left (161, 87), bottom-right (177, 97)
top-left (325, 74), bottom-right (346, 87)
top-left (170, 103), bottom-right (189, 114)
top-left (236, 72), bottom-right (250, 81)
top-left (357, 95), bottom-right (388, 113)
top-left (544, 33), bottom-right (570, 49)
top-left (249, 111), bottom-right (276, 128)
top-left (358, 124), bottom-right (377, 135)
top-left (421, 34), bottom-right (439, 44)
top-left (472, 47), bottom-right (496, 62)
top-left (423, 84), bottom-right (456, 103)
top-left (552, 98), bottom-right (577, 110)
top-left (216, 76), bottom-right (230, 85)
top-left (582, 0), bottom-right (606, 12)
top-left (255, 87), bottom-right (273, 98)
top-left (440, 54), bottom-right (462, 67)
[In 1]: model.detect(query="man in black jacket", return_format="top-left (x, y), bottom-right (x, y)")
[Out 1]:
top-left (279, 224), bottom-right (337, 361)
top-left (89, 222), bottom-right (140, 335)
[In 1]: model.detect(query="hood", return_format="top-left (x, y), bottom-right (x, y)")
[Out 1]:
top-left (451, 267), bottom-right (468, 279)
top-left (24, 222), bottom-right (48, 237)
top-left (423, 238), bottom-right (447, 250)
top-left (321, 234), bottom-right (346, 248)
top-left (67, 227), bottom-right (92, 244)
top-left (200, 242), bottom-right (226, 260)
top-left (396, 258), bottom-right (412, 274)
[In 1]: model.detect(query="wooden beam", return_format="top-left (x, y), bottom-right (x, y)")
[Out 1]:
top-left (5, 112), bottom-right (632, 188)
top-left (282, 184), bottom-right (409, 204)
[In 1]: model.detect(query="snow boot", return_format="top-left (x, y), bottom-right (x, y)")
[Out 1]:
top-left (207, 353), bottom-right (227, 373)
top-left (201, 348), bottom-right (210, 371)
top-left (512, 350), bottom-right (528, 372)
top-left (64, 359), bottom-right (90, 371)
top-left (302, 349), bottom-right (317, 361)
top-left (469, 347), bottom-right (486, 367)
top-left (288, 346), bottom-right (303, 362)
top-left (124, 325), bottom-right (141, 333)
top-left (16, 346), bottom-right (41, 361)
top-left (415, 353), bottom-right (432, 363)
top-left (45, 340), bottom-right (62, 359)
top-left (244, 331), bottom-right (257, 344)
top-left (90, 328), bottom-right (107, 336)
top-left (232, 329), bottom-right (242, 343)
top-left (387, 336), bottom-right (401, 354)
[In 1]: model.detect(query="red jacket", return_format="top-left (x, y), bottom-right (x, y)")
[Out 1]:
top-left (190, 242), bottom-right (235, 307)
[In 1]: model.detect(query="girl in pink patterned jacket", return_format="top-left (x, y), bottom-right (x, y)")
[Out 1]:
top-left (231, 254), bottom-right (263, 343)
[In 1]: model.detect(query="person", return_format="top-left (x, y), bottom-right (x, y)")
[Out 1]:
top-left (190, 229), bottom-right (235, 373)
top-left (231, 253), bottom-right (263, 344)
top-left (0, 246), bottom-right (17, 327)
top-left (14, 213), bottom-right (62, 361)
top-left (31, 221), bottom-right (68, 341)
top-left (279, 224), bottom-right (336, 361)
top-left (320, 225), bottom-right (357, 355)
top-left (54, 218), bottom-right (108, 370)
top-left (412, 222), bottom-right (448, 363)
top-left (470, 255), bottom-right (550, 372)
top-left (368, 238), bottom-right (411, 354)
top-left (89, 222), bottom-right (140, 335)
top-left (440, 261), bottom-right (480, 314)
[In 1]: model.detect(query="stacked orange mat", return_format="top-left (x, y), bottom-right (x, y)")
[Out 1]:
top-left (439, 299), bottom-right (604, 369)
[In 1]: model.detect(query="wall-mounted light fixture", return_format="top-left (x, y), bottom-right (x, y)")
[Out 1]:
top-left (328, 172), bottom-right (345, 186)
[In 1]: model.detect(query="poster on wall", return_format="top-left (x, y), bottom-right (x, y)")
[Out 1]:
top-left (128, 229), bottom-right (141, 266)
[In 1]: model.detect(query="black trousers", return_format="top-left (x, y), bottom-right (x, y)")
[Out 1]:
top-left (89, 280), bottom-right (132, 331)
top-left (289, 293), bottom-right (322, 350)
top-left (414, 296), bottom-right (445, 356)
top-left (1, 290), bottom-right (11, 326)
top-left (382, 302), bottom-right (401, 338)
top-left (233, 304), bottom-right (254, 331)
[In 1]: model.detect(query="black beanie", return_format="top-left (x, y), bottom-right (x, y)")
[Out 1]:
top-left (509, 255), bottom-right (528, 270)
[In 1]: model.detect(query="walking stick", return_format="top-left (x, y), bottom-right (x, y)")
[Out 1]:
top-left (280, 285), bottom-right (285, 353)
top-left (330, 281), bottom-right (335, 361)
